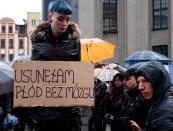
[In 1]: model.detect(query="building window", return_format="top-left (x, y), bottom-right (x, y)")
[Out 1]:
top-left (1, 26), bottom-right (6, 33)
top-left (32, 19), bottom-right (36, 26)
top-left (103, 0), bottom-right (117, 33)
top-left (152, 45), bottom-right (168, 56)
top-left (8, 26), bottom-right (13, 33)
top-left (19, 54), bottom-right (24, 56)
top-left (0, 54), bottom-right (5, 59)
top-left (19, 26), bottom-right (25, 34)
top-left (9, 54), bottom-right (14, 61)
top-left (153, 0), bottom-right (168, 29)
top-left (19, 39), bottom-right (24, 49)
top-left (9, 39), bottom-right (13, 49)
top-left (1, 39), bottom-right (5, 48)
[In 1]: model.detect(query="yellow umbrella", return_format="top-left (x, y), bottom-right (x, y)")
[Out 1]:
top-left (80, 38), bottom-right (116, 63)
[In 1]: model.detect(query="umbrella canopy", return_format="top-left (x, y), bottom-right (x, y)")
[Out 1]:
top-left (11, 55), bottom-right (31, 67)
top-left (105, 63), bottom-right (126, 72)
top-left (0, 58), bottom-right (10, 65)
top-left (0, 62), bottom-right (14, 95)
top-left (80, 38), bottom-right (116, 63)
top-left (123, 51), bottom-right (172, 66)
top-left (94, 68), bottom-right (119, 82)
top-left (168, 64), bottom-right (173, 85)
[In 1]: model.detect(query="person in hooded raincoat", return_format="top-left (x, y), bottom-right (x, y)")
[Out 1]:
top-left (131, 61), bottom-right (173, 131)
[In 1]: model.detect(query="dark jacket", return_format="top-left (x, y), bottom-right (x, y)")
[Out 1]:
top-left (0, 93), bottom-right (13, 130)
top-left (135, 61), bottom-right (173, 131)
top-left (29, 21), bottom-right (81, 122)
top-left (93, 82), bottom-right (109, 116)
top-left (120, 88), bottom-right (147, 129)
top-left (0, 92), bottom-right (13, 116)
top-left (31, 21), bottom-right (81, 61)
top-left (103, 85), bottom-right (147, 130)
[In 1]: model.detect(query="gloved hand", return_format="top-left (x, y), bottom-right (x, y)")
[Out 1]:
top-left (104, 113), bottom-right (114, 124)
top-left (2, 114), bottom-right (19, 129)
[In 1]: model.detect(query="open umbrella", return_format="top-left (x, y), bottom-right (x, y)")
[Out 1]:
top-left (123, 51), bottom-right (172, 66)
top-left (0, 58), bottom-right (10, 65)
top-left (94, 68), bottom-right (119, 82)
top-left (80, 38), bottom-right (116, 63)
top-left (0, 62), bottom-right (14, 95)
top-left (10, 55), bottom-right (31, 67)
top-left (105, 63), bottom-right (126, 72)
top-left (168, 64), bottom-right (173, 85)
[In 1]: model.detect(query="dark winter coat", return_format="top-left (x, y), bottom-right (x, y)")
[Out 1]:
top-left (120, 88), bottom-right (147, 129)
top-left (31, 21), bottom-right (81, 61)
top-left (93, 82), bottom-right (109, 116)
top-left (103, 85), bottom-right (147, 130)
top-left (0, 93), bottom-right (13, 130)
top-left (0, 93), bottom-right (13, 116)
top-left (29, 21), bottom-right (81, 122)
top-left (135, 61), bottom-right (173, 131)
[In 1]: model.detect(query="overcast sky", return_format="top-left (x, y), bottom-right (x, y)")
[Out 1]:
top-left (0, 0), bottom-right (41, 24)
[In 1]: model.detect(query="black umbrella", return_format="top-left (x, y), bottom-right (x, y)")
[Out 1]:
top-left (123, 51), bottom-right (172, 66)
top-left (0, 62), bottom-right (13, 95)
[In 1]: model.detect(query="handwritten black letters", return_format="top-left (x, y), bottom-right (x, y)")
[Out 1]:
top-left (14, 68), bottom-right (94, 99)
top-left (13, 61), bottom-right (94, 107)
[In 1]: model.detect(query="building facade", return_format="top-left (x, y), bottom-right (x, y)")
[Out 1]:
top-left (27, 12), bottom-right (41, 55)
top-left (43, 0), bottom-right (170, 64)
top-left (5, 0), bottom-right (169, 65)
top-left (0, 12), bottom-right (40, 62)
top-left (0, 17), bottom-right (27, 62)
top-left (77, 0), bottom-right (172, 65)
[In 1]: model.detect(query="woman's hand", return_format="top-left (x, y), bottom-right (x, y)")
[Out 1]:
top-left (131, 120), bottom-right (142, 131)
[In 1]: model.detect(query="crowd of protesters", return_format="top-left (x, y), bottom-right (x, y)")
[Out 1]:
top-left (89, 61), bottom-right (173, 131)
top-left (2, 60), bottom-right (173, 131)
top-left (1, 0), bottom-right (173, 131)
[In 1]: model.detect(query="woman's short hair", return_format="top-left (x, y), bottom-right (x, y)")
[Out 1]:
top-left (113, 73), bottom-right (124, 82)
top-left (48, 0), bottom-right (72, 15)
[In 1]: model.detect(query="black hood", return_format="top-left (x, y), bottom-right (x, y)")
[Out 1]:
top-left (135, 61), bottom-right (171, 105)
top-left (135, 61), bottom-right (173, 130)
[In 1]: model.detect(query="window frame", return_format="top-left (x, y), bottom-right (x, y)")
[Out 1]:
top-left (19, 39), bottom-right (24, 49)
top-left (8, 26), bottom-right (13, 33)
top-left (8, 54), bottom-right (14, 61)
top-left (0, 54), bottom-right (5, 59)
top-left (9, 39), bottom-right (14, 49)
top-left (31, 19), bottom-right (36, 26)
top-left (103, 0), bottom-right (118, 33)
top-left (1, 26), bottom-right (6, 33)
top-left (152, 45), bottom-right (168, 56)
top-left (1, 39), bottom-right (5, 48)
top-left (152, 0), bottom-right (168, 30)
top-left (19, 25), bottom-right (25, 34)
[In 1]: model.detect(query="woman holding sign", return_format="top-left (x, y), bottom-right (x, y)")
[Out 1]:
top-left (28, 0), bottom-right (81, 131)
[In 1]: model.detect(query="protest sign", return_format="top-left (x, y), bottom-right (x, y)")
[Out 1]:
top-left (13, 61), bottom-right (94, 107)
